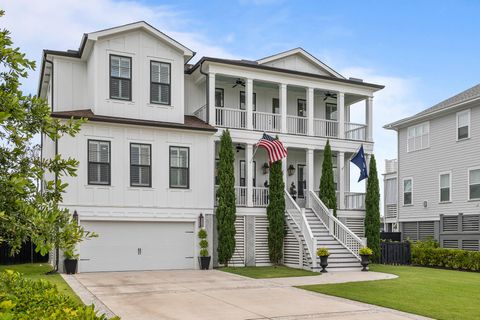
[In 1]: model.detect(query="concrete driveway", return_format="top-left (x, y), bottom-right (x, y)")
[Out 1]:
top-left (65, 270), bottom-right (429, 320)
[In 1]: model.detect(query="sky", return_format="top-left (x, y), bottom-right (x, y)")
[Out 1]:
top-left (3, 0), bottom-right (480, 206)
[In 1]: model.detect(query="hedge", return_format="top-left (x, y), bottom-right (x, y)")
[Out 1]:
top-left (411, 240), bottom-right (480, 272)
top-left (0, 270), bottom-right (119, 320)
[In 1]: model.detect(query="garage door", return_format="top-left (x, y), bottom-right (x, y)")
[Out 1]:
top-left (78, 221), bottom-right (195, 272)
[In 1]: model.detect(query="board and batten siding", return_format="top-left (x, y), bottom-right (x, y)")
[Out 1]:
top-left (398, 103), bottom-right (480, 222)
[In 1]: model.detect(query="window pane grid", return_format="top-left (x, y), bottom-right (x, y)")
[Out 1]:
top-left (407, 122), bottom-right (429, 152)
top-left (150, 61), bottom-right (170, 105)
top-left (130, 144), bottom-right (151, 187)
top-left (110, 55), bottom-right (131, 100)
top-left (170, 147), bottom-right (189, 188)
top-left (88, 140), bottom-right (110, 185)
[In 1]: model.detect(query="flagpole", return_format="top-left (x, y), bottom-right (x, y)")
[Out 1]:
top-left (250, 132), bottom-right (264, 163)
top-left (349, 143), bottom-right (363, 161)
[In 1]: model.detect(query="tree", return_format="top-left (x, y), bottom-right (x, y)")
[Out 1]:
top-left (216, 129), bottom-right (236, 266)
top-left (365, 155), bottom-right (381, 262)
top-left (267, 159), bottom-right (285, 265)
top-left (0, 10), bottom-right (92, 260)
top-left (319, 140), bottom-right (337, 216)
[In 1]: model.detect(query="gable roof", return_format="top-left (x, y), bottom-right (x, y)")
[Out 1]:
top-left (256, 47), bottom-right (345, 79)
top-left (384, 83), bottom-right (480, 130)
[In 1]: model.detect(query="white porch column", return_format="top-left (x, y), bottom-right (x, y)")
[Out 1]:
top-left (366, 96), bottom-right (373, 141)
top-left (338, 151), bottom-right (345, 210)
top-left (246, 144), bottom-right (253, 207)
top-left (307, 88), bottom-right (314, 136)
top-left (246, 78), bottom-right (254, 130)
top-left (306, 148), bottom-right (314, 206)
top-left (282, 155), bottom-right (288, 187)
top-left (280, 83), bottom-right (287, 133)
top-left (208, 72), bottom-right (216, 126)
top-left (338, 92), bottom-right (345, 139)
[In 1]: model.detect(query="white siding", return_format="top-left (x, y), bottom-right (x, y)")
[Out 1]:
top-left (261, 54), bottom-right (331, 76)
top-left (53, 57), bottom-right (87, 111)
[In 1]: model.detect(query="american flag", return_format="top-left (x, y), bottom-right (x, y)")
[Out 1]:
top-left (256, 133), bottom-right (288, 163)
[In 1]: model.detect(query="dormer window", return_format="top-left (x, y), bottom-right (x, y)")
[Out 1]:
top-left (110, 55), bottom-right (132, 101)
top-left (151, 61), bottom-right (171, 105)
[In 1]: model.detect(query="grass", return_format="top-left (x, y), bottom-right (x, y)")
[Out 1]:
top-left (299, 264), bottom-right (480, 320)
top-left (0, 263), bottom-right (82, 305)
top-left (220, 265), bottom-right (319, 279)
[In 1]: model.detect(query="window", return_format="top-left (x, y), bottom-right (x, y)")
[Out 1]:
top-left (170, 146), bottom-right (189, 188)
top-left (88, 140), bottom-right (110, 185)
top-left (239, 91), bottom-right (257, 111)
top-left (272, 98), bottom-right (279, 114)
top-left (385, 178), bottom-right (398, 205)
top-left (439, 172), bottom-right (451, 203)
top-left (407, 122), bottom-right (429, 152)
top-left (326, 103), bottom-right (337, 121)
top-left (239, 160), bottom-right (256, 187)
top-left (297, 99), bottom-right (307, 117)
top-left (110, 55), bottom-right (131, 100)
top-left (150, 61), bottom-right (170, 105)
top-left (469, 168), bottom-right (480, 200)
top-left (457, 109), bottom-right (470, 140)
top-left (403, 178), bottom-right (413, 205)
top-left (215, 88), bottom-right (224, 108)
top-left (332, 154), bottom-right (338, 191)
top-left (130, 143), bottom-right (151, 187)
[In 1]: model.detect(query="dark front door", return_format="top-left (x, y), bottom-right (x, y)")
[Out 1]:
top-left (297, 164), bottom-right (306, 198)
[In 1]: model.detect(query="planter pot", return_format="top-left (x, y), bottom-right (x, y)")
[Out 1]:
top-left (319, 255), bottom-right (329, 273)
top-left (360, 254), bottom-right (370, 272)
top-left (64, 259), bottom-right (78, 274)
top-left (199, 256), bottom-right (211, 270)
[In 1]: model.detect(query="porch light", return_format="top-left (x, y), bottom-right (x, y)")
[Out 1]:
top-left (262, 162), bottom-right (269, 174)
top-left (72, 210), bottom-right (79, 223)
top-left (287, 164), bottom-right (296, 176)
top-left (198, 213), bottom-right (204, 228)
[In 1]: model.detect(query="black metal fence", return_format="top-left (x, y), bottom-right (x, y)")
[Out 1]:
top-left (0, 240), bottom-right (49, 265)
top-left (380, 232), bottom-right (402, 242)
top-left (380, 241), bottom-right (411, 265)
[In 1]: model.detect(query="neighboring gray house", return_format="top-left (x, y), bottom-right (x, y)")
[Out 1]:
top-left (384, 84), bottom-right (480, 250)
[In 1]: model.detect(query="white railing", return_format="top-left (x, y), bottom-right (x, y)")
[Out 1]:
top-left (285, 190), bottom-right (316, 267)
top-left (313, 119), bottom-right (338, 138)
top-left (253, 187), bottom-right (269, 207)
top-left (385, 159), bottom-right (398, 174)
top-left (309, 190), bottom-right (365, 259)
top-left (192, 104), bottom-right (207, 122)
top-left (287, 115), bottom-right (308, 135)
top-left (253, 111), bottom-right (281, 132)
top-left (345, 192), bottom-right (366, 210)
top-left (385, 204), bottom-right (398, 219)
top-left (345, 122), bottom-right (367, 141)
top-left (215, 185), bottom-right (247, 207)
top-left (215, 107), bottom-right (246, 129)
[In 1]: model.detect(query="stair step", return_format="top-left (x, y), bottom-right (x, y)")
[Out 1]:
top-left (324, 262), bottom-right (362, 268)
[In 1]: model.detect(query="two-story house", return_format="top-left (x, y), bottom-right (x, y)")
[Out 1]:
top-left (384, 84), bottom-right (480, 250)
top-left (39, 22), bottom-right (384, 272)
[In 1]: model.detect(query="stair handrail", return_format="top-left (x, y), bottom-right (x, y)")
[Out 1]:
top-left (308, 190), bottom-right (365, 259)
top-left (285, 190), bottom-right (316, 267)
top-left (192, 104), bottom-right (207, 121)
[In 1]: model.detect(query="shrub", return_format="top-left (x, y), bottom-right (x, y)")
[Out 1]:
top-left (359, 247), bottom-right (373, 256)
top-left (198, 229), bottom-right (207, 239)
top-left (200, 249), bottom-right (209, 257)
top-left (199, 239), bottom-right (209, 249)
top-left (0, 270), bottom-right (119, 319)
top-left (411, 240), bottom-right (480, 272)
top-left (317, 248), bottom-right (330, 257)
top-left (198, 228), bottom-right (209, 257)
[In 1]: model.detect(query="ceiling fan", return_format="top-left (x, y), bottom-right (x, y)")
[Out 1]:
top-left (323, 92), bottom-right (337, 101)
top-left (232, 78), bottom-right (246, 88)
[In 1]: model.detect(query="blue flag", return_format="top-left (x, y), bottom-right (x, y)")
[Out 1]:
top-left (351, 145), bottom-right (368, 182)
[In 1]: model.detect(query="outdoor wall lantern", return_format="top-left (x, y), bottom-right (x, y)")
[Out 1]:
top-left (198, 213), bottom-right (204, 228)
top-left (287, 164), bottom-right (296, 176)
top-left (262, 162), bottom-right (269, 174)
top-left (72, 210), bottom-right (79, 223)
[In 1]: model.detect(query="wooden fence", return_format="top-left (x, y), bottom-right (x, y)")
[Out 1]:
top-left (380, 241), bottom-right (411, 265)
top-left (0, 240), bottom-right (48, 265)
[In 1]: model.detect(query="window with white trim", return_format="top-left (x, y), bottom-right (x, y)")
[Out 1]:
top-left (385, 178), bottom-right (398, 205)
top-left (150, 61), bottom-right (170, 105)
top-left (130, 143), bottom-right (151, 187)
top-left (403, 178), bottom-right (412, 205)
top-left (457, 109), bottom-right (470, 140)
top-left (169, 146), bottom-right (189, 189)
top-left (439, 172), bottom-right (451, 203)
top-left (407, 122), bottom-right (429, 152)
top-left (469, 168), bottom-right (480, 200)
top-left (110, 55), bottom-right (131, 100)
top-left (88, 140), bottom-right (110, 185)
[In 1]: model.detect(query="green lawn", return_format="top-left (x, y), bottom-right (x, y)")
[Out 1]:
top-left (300, 264), bottom-right (480, 320)
top-left (0, 263), bottom-right (82, 305)
top-left (220, 265), bottom-right (319, 279)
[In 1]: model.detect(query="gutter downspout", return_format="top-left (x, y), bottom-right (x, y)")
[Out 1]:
top-left (199, 61), bottom-right (209, 124)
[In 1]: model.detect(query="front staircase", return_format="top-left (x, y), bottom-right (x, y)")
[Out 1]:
top-left (284, 190), bottom-right (366, 272)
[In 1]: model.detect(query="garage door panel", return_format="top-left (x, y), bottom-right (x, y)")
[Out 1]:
top-left (79, 221), bottom-right (195, 272)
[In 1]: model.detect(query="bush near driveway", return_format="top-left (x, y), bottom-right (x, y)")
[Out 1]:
top-left (0, 270), bottom-right (119, 320)
top-left (412, 240), bottom-right (480, 271)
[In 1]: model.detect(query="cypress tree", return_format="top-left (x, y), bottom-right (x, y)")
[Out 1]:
top-left (216, 130), bottom-right (236, 266)
top-left (365, 154), bottom-right (381, 262)
top-left (319, 140), bottom-right (337, 216)
top-left (267, 159), bottom-right (285, 265)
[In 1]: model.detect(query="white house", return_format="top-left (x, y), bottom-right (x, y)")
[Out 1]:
top-left (39, 22), bottom-right (384, 272)
top-left (384, 84), bottom-right (480, 250)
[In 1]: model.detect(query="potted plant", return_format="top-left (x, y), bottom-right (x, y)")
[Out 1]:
top-left (317, 247), bottom-right (329, 273)
top-left (198, 228), bottom-right (211, 270)
top-left (64, 248), bottom-right (79, 274)
top-left (359, 247), bottom-right (373, 271)
top-left (289, 182), bottom-right (297, 200)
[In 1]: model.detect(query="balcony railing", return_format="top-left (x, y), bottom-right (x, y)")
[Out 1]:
top-left (385, 159), bottom-right (398, 174)
top-left (345, 122), bottom-right (367, 141)
top-left (313, 118), bottom-right (338, 138)
top-left (345, 192), bottom-right (366, 210)
top-left (287, 115), bottom-right (308, 135)
top-left (253, 111), bottom-right (281, 132)
top-left (215, 185), bottom-right (269, 207)
top-left (385, 204), bottom-right (398, 219)
top-left (193, 104), bottom-right (207, 122)
top-left (235, 186), bottom-right (248, 207)
top-left (215, 107), bottom-right (246, 129)
top-left (253, 187), bottom-right (269, 207)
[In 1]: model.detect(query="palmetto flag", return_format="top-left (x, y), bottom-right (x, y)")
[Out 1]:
top-left (351, 144), bottom-right (368, 182)
top-left (256, 133), bottom-right (288, 163)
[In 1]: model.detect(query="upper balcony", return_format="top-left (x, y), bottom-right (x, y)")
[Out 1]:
top-left (385, 159), bottom-right (398, 174)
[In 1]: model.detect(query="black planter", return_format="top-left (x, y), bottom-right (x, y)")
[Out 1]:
top-left (64, 259), bottom-right (78, 274)
top-left (199, 256), bottom-right (211, 270)
top-left (319, 255), bottom-right (329, 273)
top-left (360, 254), bottom-right (370, 271)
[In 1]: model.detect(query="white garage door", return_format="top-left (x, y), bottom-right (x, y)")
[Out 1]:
top-left (78, 221), bottom-right (195, 272)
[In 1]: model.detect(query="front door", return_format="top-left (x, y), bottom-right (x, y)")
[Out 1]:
top-left (297, 164), bottom-right (306, 198)
top-left (297, 99), bottom-right (307, 134)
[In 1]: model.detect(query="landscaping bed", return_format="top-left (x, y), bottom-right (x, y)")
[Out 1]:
top-left (220, 265), bottom-right (319, 279)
